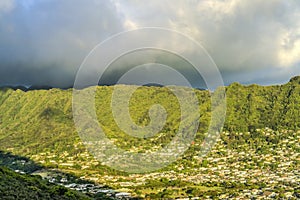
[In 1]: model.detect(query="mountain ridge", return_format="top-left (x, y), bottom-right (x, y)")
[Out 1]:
top-left (0, 76), bottom-right (298, 156)
top-left (1, 75), bottom-right (299, 92)
top-left (0, 75), bottom-right (299, 199)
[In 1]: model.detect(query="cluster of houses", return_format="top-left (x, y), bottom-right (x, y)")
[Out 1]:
top-left (86, 128), bottom-right (300, 199)
top-left (6, 158), bottom-right (133, 199)
top-left (11, 128), bottom-right (300, 199)
top-left (39, 170), bottom-right (133, 199)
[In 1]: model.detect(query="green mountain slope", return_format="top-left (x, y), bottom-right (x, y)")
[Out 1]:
top-left (0, 76), bottom-right (299, 199)
top-left (0, 77), bottom-right (300, 155)
top-left (0, 166), bottom-right (91, 200)
top-left (225, 76), bottom-right (300, 131)
top-left (0, 77), bottom-right (298, 170)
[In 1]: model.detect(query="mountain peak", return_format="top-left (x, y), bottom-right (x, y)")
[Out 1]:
top-left (289, 76), bottom-right (300, 84)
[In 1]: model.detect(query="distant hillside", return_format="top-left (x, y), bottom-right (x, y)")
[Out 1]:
top-left (224, 76), bottom-right (300, 131)
top-left (0, 76), bottom-right (298, 169)
top-left (0, 166), bottom-right (91, 199)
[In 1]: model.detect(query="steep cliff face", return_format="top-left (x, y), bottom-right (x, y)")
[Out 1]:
top-left (224, 76), bottom-right (300, 131)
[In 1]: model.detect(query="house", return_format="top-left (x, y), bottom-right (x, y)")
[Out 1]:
top-left (115, 192), bottom-right (131, 199)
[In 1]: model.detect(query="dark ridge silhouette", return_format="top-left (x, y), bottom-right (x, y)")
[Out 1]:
top-left (142, 83), bottom-right (164, 87)
top-left (289, 75), bottom-right (300, 84)
top-left (0, 75), bottom-right (299, 92)
top-left (195, 87), bottom-right (207, 91)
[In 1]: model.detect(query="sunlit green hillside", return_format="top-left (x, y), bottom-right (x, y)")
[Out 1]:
top-left (0, 76), bottom-right (299, 199)
top-left (0, 76), bottom-right (298, 171)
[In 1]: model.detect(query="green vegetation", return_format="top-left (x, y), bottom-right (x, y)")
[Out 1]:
top-left (225, 77), bottom-right (300, 131)
top-left (0, 151), bottom-right (42, 173)
top-left (0, 166), bottom-right (91, 199)
top-left (0, 76), bottom-right (299, 199)
top-left (0, 77), bottom-right (298, 157)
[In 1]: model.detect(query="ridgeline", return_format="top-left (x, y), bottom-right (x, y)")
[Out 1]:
top-left (0, 77), bottom-right (299, 154)
top-left (0, 77), bottom-right (299, 156)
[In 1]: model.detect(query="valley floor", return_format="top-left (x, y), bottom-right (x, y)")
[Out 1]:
top-left (3, 128), bottom-right (299, 199)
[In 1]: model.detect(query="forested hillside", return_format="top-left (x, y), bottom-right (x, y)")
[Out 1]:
top-left (0, 76), bottom-right (298, 158)
top-left (225, 76), bottom-right (300, 131)
top-left (0, 76), bottom-right (299, 199)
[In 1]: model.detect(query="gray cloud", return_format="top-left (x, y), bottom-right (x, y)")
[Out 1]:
top-left (0, 0), bottom-right (299, 88)
top-left (113, 0), bottom-right (300, 85)
top-left (0, 0), bottom-right (15, 14)
top-left (0, 0), bottom-right (123, 87)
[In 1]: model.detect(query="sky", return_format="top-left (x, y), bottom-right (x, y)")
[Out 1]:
top-left (0, 0), bottom-right (299, 88)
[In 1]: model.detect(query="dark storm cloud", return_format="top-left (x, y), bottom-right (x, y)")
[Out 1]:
top-left (0, 0), bottom-right (299, 88)
top-left (0, 0), bottom-right (123, 87)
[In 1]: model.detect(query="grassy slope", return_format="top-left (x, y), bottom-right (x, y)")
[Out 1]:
top-left (0, 166), bottom-right (91, 200)
top-left (0, 77), bottom-right (298, 199)
top-left (0, 77), bottom-right (298, 168)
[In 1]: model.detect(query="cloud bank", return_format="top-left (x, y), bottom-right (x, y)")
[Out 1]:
top-left (0, 0), bottom-right (299, 87)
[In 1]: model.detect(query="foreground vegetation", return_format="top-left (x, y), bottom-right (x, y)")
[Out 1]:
top-left (0, 166), bottom-right (91, 200)
top-left (0, 76), bottom-right (299, 199)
